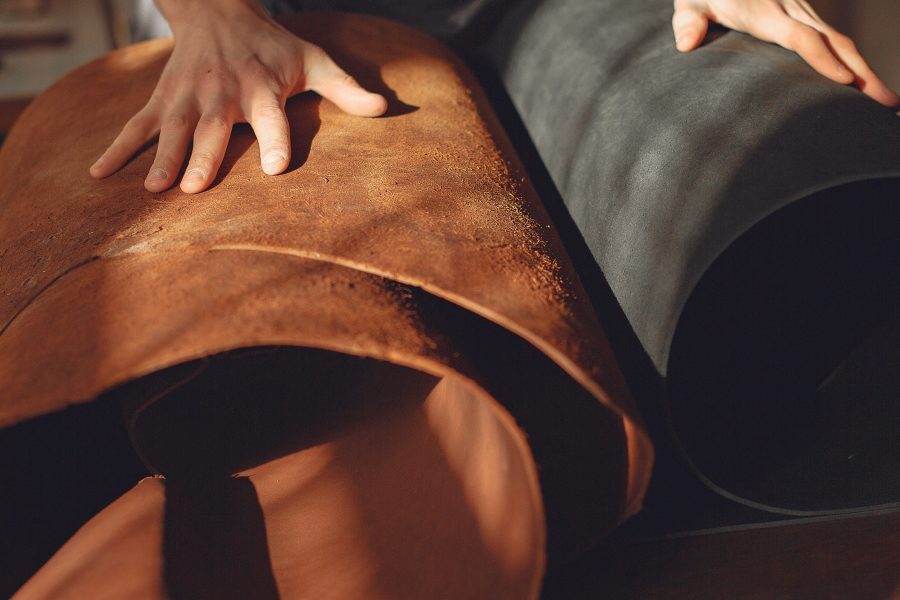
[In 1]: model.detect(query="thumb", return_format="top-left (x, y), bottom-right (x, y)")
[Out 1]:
top-left (673, 3), bottom-right (710, 52)
top-left (304, 50), bottom-right (388, 117)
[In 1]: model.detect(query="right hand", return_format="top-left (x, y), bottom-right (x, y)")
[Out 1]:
top-left (672, 0), bottom-right (900, 108)
top-left (90, 0), bottom-right (387, 194)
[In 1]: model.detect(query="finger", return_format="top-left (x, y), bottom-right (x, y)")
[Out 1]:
top-left (822, 33), bottom-right (900, 107)
top-left (180, 111), bottom-right (233, 194)
top-left (782, 1), bottom-right (899, 106)
top-left (782, 0), bottom-right (827, 28)
top-left (305, 51), bottom-right (387, 117)
top-left (764, 16), bottom-right (854, 85)
top-left (144, 111), bottom-right (194, 192)
top-left (673, 2), bottom-right (710, 52)
top-left (246, 90), bottom-right (291, 175)
top-left (90, 108), bottom-right (158, 179)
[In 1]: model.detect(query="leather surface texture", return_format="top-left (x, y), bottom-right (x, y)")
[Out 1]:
top-left (0, 12), bottom-right (652, 596)
top-left (490, 0), bottom-right (900, 513)
top-left (491, 0), bottom-right (900, 376)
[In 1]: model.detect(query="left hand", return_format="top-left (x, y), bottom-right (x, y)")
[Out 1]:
top-left (672, 0), bottom-right (900, 107)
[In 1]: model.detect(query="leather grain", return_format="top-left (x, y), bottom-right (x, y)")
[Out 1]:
top-left (491, 0), bottom-right (900, 376)
top-left (0, 12), bottom-right (651, 595)
top-left (490, 0), bottom-right (900, 513)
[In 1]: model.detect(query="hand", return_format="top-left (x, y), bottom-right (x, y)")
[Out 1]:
top-left (672, 0), bottom-right (900, 107)
top-left (90, 0), bottom-right (387, 193)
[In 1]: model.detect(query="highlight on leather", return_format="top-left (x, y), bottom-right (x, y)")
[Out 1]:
top-left (0, 12), bottom-right (652, 598)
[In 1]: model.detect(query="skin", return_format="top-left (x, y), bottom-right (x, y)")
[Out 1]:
top-left (89, 0), bottom-right (387, 194)
top-left (673, 0), bottom-right (900, 107)
top-left (91, 0), bottom-right (899, 194)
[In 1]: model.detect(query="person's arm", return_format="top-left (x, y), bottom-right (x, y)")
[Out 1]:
top-left (672, 0), bottom-right (900, 108)
top-left (89, 0), bottom-right (386, 194)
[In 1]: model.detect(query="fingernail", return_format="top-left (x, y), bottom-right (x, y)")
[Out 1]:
top-left (262, 152), bottom-right (286, 174)
top-left (145, 167), bottom-right (167, 183)
top-left (183, 169), bottom-right (205, 185)
top-left (90, 156), bottom-right (105, 171)
top-left (676, 32), bottom-right (692, 50)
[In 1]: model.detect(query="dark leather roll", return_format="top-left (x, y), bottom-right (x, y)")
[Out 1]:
top-left (490, 0), bottom-right (900, 512)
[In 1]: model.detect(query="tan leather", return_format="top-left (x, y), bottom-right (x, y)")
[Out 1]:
top-left (0, 12), bottom-right (652, 597)
top-left (14, 367), bottom-right (546, 600)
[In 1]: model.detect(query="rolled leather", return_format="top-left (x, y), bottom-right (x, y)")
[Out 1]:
top-left (0, 12), bottom-right (651, 598)
top-left (491, 0), bottom-right (900, 512)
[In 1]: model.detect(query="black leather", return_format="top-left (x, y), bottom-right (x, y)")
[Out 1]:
top-left (489, 0), bottom-right (900, 512)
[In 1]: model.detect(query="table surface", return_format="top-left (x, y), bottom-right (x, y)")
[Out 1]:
top-left (543, 508), bottom-right (900, 599)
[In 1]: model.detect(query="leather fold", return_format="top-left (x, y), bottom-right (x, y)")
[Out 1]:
top-left (0, 12), bottom-right (652, 588)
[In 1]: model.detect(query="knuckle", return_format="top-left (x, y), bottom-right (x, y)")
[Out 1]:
top-left (238, 55), bottom-right (275, 81)
top-left (189, 151), bottom-right (216, 168)
top-left (304, 43), bottom-right (327, 61)
top-left (147, 88), bottom-right (171, 109)
top-left (198, 113), bottom-right (230, 130)
top-left (255, 104), bottom-right (285, 122)
top-left (163, 113), bottom-right (191, 131)
top-left (199, 68), bottom-right (238, 96)
top-left (202, 67), bottom-right (230, 84)
top-left (126, 110), bottom-right (155, 132)
top-left (785, 23), bottom-right (815, 48)
top-left (832, 33), bottom-right (857, 51)
top-left (337, 73), bottom-right (358, 87)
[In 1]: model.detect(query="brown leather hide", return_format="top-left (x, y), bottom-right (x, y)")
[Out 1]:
top-left (0, 12), bottom-right (652, 598)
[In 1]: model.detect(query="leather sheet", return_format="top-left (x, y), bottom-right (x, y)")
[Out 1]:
top-left (0, 12), bottom-right (651, 597)
top-left (490, 0), bottom-right (900, 513)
